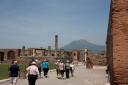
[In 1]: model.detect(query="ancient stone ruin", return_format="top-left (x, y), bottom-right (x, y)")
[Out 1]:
top-left (107, 0), bottom-right (128, 84)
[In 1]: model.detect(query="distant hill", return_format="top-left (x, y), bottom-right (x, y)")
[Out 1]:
top-left (61, 40), bottom-right (105, 52)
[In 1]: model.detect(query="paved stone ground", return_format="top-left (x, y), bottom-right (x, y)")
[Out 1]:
top-left (0, 64), bottom-right (110, 85)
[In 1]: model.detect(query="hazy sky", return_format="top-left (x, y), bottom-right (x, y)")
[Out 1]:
top-left (0, 0), bottom-right (111, 49)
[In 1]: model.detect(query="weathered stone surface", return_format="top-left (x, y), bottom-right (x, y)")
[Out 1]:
top-left (0, 49), bottom-right (20, 62)
top-left (89, 53), bottom-right (107, 66)
top-left (107, 0), bottom-right (128, 84)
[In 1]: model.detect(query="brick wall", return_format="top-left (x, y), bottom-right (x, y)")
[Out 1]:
top-left (107, 0), bottom-right (128, 84)
top-left (89, 54), bottom-right (107, 66)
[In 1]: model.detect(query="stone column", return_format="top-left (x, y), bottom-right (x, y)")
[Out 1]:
top-left (107, 0), bottom-right (128, 84)
top-left (54, 35), bottom-right (58, 57)
top-left (48, 46), bottom-right (51, 56)
top-left (32, 49), bottom-right (36, 57)
top-left (84, 49), bottom-right (88, 63)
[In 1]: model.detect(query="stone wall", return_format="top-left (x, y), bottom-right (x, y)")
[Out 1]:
top-left (89, 53), bottom-right (107, 66)
top-left (0, 49), bottom-right (21, 62)
top-left (71, 50), bottom-right (79, 64)
top-left (107, 0), bottom-right (128, 84)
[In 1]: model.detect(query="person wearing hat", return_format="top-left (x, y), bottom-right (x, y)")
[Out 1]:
top-left (26, 61), bottom-right (39, 85)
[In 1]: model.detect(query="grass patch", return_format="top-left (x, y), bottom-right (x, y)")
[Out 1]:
top-left (0, 64), bottom-right (26, 80)
top-left (0, 64), bottom-right (9, 80)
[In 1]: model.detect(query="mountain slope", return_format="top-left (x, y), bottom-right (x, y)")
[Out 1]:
top-left (61, 40), bottom-right (105, 52)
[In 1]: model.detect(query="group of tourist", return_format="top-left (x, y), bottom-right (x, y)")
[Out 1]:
top-left (8, 59), bottom-right (75, 85)
top-left (8, 59), bottom-right (49, 85)
top-left (55, 59), bottom-right (75, 79)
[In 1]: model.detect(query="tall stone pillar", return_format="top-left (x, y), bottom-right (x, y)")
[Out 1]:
top-left (55, 35), bottom-right (58, 51)
top-left (48, 46), bottom-right (51, 56)
top-left (55, 35), bottom-right (58, 57)
top-left (107, 0), bottom-right (128, 84)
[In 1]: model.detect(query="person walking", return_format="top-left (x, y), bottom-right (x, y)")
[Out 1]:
top-left (58, 60), bottom-right (65, 79)
top-left (35, 59), bottom-right (42, 78)
top-left (55, 60), bottom-right (60, 77)
top-left (65, 60), bottom-right (70, 79)
top-left (26, 61), bottom-right (39, 85)
top-left (41, 59), bottom-right (49, 78)
top-left (70, 62), bottom-right (75, 77)
top-left (8, 60), bottom-right (20, 85)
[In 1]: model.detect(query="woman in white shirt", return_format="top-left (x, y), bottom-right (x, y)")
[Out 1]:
top-left (58, 61), bottom-right (65, 79)
top-left (26, 62), bottom-right (39, 85)
top-left (70, 62), bottom-right (75, 77)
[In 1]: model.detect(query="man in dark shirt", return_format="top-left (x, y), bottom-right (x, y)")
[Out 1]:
top-left (65, 60), bottom-right (70, 79)
top-left (9, 60), bottom-right (20, 85)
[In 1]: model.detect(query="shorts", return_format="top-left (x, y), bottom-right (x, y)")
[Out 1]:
top-left (10, 77), bottom-right (18, 84)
